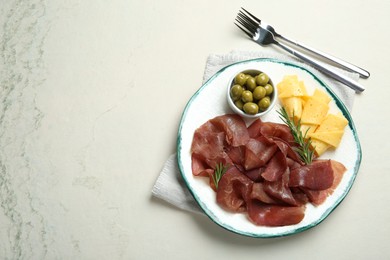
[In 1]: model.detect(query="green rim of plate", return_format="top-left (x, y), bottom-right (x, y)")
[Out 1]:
top-left (176, 58), bottom-right (362, 238)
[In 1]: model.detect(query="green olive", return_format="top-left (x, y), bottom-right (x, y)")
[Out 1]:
top-left (243, 102), bottom-right (259, 115)
top-left (264, 84), bottom-right (273, 95)
top-left (235, 73), bottom-right (247, 86)
top-left (245, 76), bottom-right (257, 91)
top-left (230, 84), bottom-right (243, 101)
top-left (241, 90), bottom-right (253, 103)
top-left (234, 100), bottom-right (244, 110)
top-left (255, 73), bottom-right (269, 86)
top-left (258, 96), bottom-right (271, 111)
top-left (253, 86), bottom-right (266, 100)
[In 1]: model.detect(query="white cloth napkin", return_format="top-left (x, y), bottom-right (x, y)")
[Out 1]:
top-left (152, 49), bottom-right (359, 214)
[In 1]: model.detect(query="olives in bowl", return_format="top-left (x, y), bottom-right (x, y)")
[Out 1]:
top-left (227, 69), bottom-right (277, 118)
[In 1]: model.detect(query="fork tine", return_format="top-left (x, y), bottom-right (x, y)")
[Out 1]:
top-left (236, 16), bottom-right (256, 37)
top-left (237, 12), bottom-right (258, 31)
top-left (235, 19), bottom-right (255, 37)
top-left (240, 7), bottom-right (261, 23)
top-left (234, 22), bottom-right (253, 38)
top-left (236, 13), bottom-right (257, 34)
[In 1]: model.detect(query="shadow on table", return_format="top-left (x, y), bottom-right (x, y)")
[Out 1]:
top-left (150, 194), bottom-right (318, 246)
top-left (192, 211), bottom-right (324, 247)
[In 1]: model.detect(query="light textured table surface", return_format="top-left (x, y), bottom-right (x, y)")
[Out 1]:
top-left (1, 0), bottom-right (389, 259)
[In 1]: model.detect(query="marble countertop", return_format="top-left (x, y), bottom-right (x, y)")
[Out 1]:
top-left (1, 0), bottom-right (389, 259)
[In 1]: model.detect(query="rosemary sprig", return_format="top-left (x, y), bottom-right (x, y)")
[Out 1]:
top-left (277, 107), bottom-right (314, 165)
top-left (212, 162), bottom-right (228, 189)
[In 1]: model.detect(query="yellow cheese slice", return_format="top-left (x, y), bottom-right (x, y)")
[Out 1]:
top-left (278, 84), bottom-right (307, 98)
top-left (309, 130), bottom-right (344, 147)
top-left (277, 75), bottom-right (299, 94)
top-left (301, 123), bottom-right (317, 137)
top-left (280, 96), bottom-right (303, 120)
top-left (301, 97), bottom-right (329, 125)
top-left (312, 89), bottom-right (331, 104)
top-left (316, 114), bottom-right (348, 132)
top-left (277, 76), bottom-right (308, 98)
top-left (277, 82), bottom-right (287, 95)
top-left (310, 139), bottom-right (330, 156)
top-left (277, 79), bottom-right (291, 95)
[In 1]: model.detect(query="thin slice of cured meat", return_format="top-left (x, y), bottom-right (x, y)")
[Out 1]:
top-left (244, 137), bottom-right (278, 170)
top-left (244, 167), bottom-right (265, 182)
top-left (286, 157), bottom-right (303, 171)
top-left (263, 168), bottom-right (298, 206)
top-left (191, 120), bottom-right (233, 176)
top-left (272, 137), bottom-right (303, 164)
top-left (261, 122), bottom-right (295, 144)
top-left (216, 167), bottom-right (253, 212)
top-left (261, 151), bottom-right (287, 182)
top-left (248, 119), bottom-right (295, 144)
top-left (289, 160), bottom-right (334, 190)
top-left (250, 182), bottom-right (278, 204)
top-left (191, 121), bottom-right (225, 161)
top-left (247, 119), bottom-right (263, 138)
top-left (191, 154), bottom-right (215, 177)
top-left (247, 200), bottom-right (305, 227)
top-left (226, 145), bottom-right (245, 166)
top-left (303, 160), bottom-right (347, 205)
top-left (210, 114), bottom-right (249, 147)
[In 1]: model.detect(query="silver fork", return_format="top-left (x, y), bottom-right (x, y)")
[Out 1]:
top-left (235, 10), bottom-right (365, 93)
top-left (241, 8), bottom-right (370, 79)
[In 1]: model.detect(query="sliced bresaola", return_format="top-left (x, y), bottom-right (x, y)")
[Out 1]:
top-left (289, 160), bottom-right (334, 190)
top-left (191, 121), bottom-right (225, 159)
top-left (263, 168), bottom-right (298, 206)
top-left (244, 137), bottom-right (278, 170)
top-left (210, 114), bottom-right (250, 147)
top-left (302, 160), bottom-right (346, 205)
top-left (248, 119), bottom-right (295, 144)
top-left (250, 182), bottom-right (278, 204)
top-left (191, 154), bottom-right (215, 177)
top-left (272, 137), bottom-right (303, 164)
top-left (191, 114), bottom-right (347, 227)
top-left (216, 167), bottom-right (253, 213)
top-left (247, 200), bottom-right (305, 227)
top-left (247, 118), bottom-right (263, 138)
top-left (261, 122), bottom-right (295, 144)
top-left (191, 119), bottom-right (234, 176)
top-left (261, 150), bottom-right (288, 182)
top-left (244, 167), bottom-right (265, 182)
top-left (225, 145), bottom-right (246, 167)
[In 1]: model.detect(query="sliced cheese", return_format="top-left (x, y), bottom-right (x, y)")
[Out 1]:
top-left (277, 75), bottom-right (349, 157)
top-left (301, 123), bottom-right (317, 137)
top-left (310, 139), bottom-right (330, 156)
top-left (280, 96), bottom-right (303, 120)
top-left (277, 75), bottom-right (299, 94)
top-left (277, 75), bottom-right (308, 98)
top-left (278, 84), bottom-right (307, 98)
top-left (315, 113), bottom-right (348, 132)
top-left (309, 130), bottom-right (344, 147)
top-left (312, 89), bottom-right (331, 104)
top-left (301, 97), bottom-right (329, 125)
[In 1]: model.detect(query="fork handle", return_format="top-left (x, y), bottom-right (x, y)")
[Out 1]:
top-left (278, 35), bottom-right (370, 79)
top-left (275, 41), bottom-right (365, 92)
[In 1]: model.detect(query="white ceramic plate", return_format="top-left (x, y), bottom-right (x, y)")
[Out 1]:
top-left (177, 58), bottom-right (361, 238)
